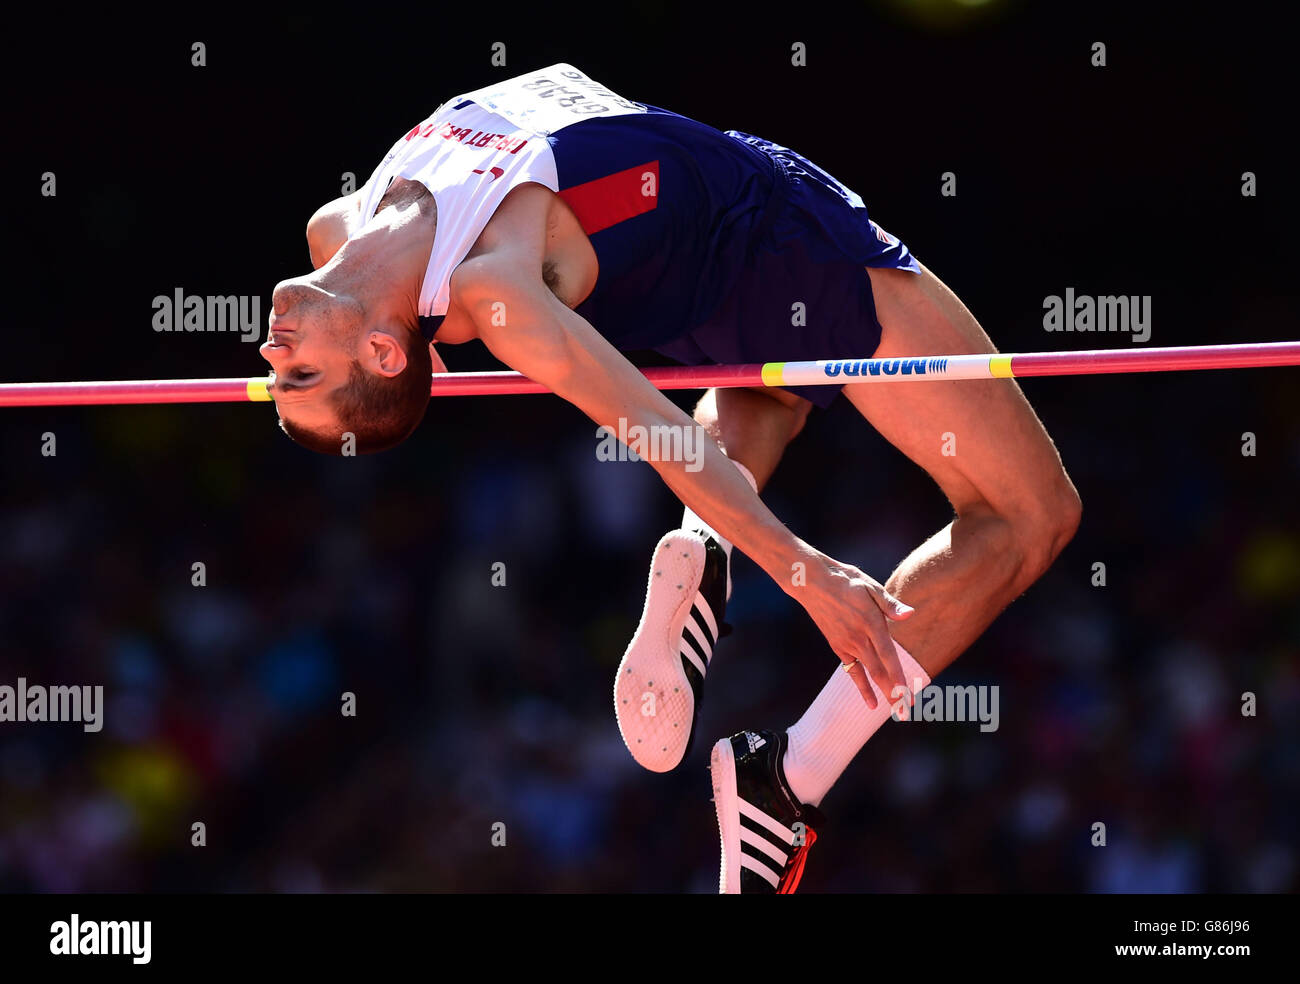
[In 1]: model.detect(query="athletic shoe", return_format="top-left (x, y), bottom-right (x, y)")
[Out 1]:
top-left (710, 729), bottom-right (825, 894)
top-left (614, 529), bottom-right (730, 772)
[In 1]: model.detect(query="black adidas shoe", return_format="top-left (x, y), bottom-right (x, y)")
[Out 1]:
top-left (614, 529), bottom-right (730, 772)
top-left (710, 729), bottom-right (825, 894)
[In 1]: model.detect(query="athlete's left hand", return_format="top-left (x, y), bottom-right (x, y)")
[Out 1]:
top-left (789, 552), bottom-right (915, 709)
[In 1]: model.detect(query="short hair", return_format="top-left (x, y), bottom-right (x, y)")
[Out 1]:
top-left (278, 334), bottom-right (431, 455)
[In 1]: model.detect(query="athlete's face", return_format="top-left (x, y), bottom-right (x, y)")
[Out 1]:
top-left (260, 275), bottom-right (365, 432)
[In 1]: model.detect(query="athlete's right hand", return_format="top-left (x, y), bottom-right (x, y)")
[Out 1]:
top-left (791, 552), bottom-right (915, 710)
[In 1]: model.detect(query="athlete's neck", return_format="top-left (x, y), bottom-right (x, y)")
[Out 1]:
top-left (315, 181), bottom-right (437, 332)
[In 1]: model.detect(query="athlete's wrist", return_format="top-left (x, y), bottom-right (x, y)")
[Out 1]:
top-left (754, 534), bottom-right (822, 597)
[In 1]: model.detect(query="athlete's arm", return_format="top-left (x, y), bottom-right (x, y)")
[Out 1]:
top-left (429, 342), bottom-right (448, 374)
top-left (306, 192), bottom-right (363, 269)
top-left (452, 184), bottom-right (912, 704)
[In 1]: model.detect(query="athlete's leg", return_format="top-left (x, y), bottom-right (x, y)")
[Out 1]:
top-left (680, 385), bottom-right (810, 580)
top-left (843, 263), bottom-right (1081, 676)
top-left (782, 262), bottom-right (1080, 807)
top-left (614, 385), bottom-right (810, 772)
top-left (692, 386), bottom-right (811, 492)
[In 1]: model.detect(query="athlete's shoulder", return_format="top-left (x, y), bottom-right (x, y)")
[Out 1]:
top-left (306, 192), bottom-right (363, 269)
top-left (460, 183), bottom-right (557, 273)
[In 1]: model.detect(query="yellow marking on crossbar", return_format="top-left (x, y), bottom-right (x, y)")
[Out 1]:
top-left (247, 377), bottom-right (272, 402)
top-left (761, 362), bottom-right (785, 387)
top-left (989, 355), bottom-right (1014, 378)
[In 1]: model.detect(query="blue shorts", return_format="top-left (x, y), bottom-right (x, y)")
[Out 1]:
top-left (655, 131), bottom-right (920, 408)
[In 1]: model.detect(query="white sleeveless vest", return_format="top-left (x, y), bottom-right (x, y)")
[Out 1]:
top-left (352, 64), bottom-right (645, 319)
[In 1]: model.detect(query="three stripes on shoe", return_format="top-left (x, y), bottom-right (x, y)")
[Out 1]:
top-left (679, 591), bottom-right (720, 681)
top-left (738, 793), bottom-right (805, 890)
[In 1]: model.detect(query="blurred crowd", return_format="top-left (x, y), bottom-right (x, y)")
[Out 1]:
top-left (1, 357), bottom-right (1296, 893)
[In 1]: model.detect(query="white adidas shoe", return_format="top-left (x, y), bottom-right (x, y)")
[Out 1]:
top-left (614, 529), bottom-right (730, 772)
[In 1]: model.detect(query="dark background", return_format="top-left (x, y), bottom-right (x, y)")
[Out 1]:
top-left (1, 2), bottom-right (1297, 892)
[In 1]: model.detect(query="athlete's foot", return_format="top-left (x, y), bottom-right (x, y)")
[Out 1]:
top-left (710, 729), bottom-right (824, 894)
top-left (614, 529), bottom-right (730, 772)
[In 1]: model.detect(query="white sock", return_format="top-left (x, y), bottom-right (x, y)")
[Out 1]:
top-left (681, 459), bottom-right (757, 601)
top-left (783, 640), bottom-right (932, 808)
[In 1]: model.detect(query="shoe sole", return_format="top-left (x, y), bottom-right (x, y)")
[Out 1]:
top-left (710, 737), bottom-right (741, 895)
top-left (614, 530), bottom-right (707, 773)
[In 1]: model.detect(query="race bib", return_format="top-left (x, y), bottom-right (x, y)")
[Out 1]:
top-left (454, 63), bottom-right (645, 136)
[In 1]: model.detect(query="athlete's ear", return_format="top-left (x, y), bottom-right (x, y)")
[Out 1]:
top-left (364, 329), bottom-right (409, 378)
top-left (429, 341), bottom-right (449, 374)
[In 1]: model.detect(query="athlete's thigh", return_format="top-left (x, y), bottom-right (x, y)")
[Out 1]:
top-left (844, 263), bottom-right (1070, 514)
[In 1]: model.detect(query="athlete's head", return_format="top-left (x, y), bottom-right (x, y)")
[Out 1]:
top-left (261, 274), bottom-right (431, 454)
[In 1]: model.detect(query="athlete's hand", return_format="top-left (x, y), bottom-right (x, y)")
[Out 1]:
top-left (793, 554), bottom-right (915, 709)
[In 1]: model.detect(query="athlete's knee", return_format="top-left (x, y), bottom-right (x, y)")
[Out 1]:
top-left (1010, 470), bottom-right (1081, 580)
top-left (955, 470), bottom-right (1079, 587)
top-left (1049, 476), bottom-right (1083, 553)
